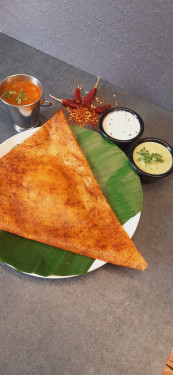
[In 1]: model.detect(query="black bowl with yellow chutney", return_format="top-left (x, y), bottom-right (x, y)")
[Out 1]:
top-left (128, 138), bottom-right (173, 182)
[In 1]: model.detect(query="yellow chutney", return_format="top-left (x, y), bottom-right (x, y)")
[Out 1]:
top-left (133, 142), bottom-right (173, 175)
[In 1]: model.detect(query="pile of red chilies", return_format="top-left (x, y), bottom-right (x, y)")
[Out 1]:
top-left (49, 77), bottom-right (111, 114)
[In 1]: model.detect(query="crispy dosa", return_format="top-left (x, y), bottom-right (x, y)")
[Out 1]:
top-left (0, 110), bottom-right (147, 270)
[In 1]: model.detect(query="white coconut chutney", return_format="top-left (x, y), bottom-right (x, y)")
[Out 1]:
top-left (102, 110), bottom-right (141, 141)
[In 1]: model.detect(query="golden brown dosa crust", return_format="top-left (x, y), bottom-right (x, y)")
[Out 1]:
top-left (0, 110), bottom-right (147, 270)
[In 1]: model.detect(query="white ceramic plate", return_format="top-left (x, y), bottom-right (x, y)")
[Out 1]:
top-left (0, 128), bottom-right (141, 278)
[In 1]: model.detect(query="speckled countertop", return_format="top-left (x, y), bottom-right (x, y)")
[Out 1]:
top-left (0, 33), bottom-right (173, 375)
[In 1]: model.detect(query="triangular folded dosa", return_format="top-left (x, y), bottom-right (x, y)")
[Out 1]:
top-left (0, 110), bottom-right (147, 270)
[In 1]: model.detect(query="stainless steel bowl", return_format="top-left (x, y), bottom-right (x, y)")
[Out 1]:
top-left (0, 74), bottom-right (43, 132)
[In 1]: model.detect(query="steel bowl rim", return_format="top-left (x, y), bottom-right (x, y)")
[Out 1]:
top-left (0, 73), bottom-right (43, 107)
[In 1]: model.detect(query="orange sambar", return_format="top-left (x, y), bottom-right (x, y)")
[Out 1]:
top-left (1, 80), bottom-right (41, 106)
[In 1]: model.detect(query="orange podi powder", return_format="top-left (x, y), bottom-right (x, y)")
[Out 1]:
top-left (66, 98), bottom-right (100, 128)
top-left (65, 88), bottom-right (118, 129)
top-left (1, 81), bottom-right (41, 106)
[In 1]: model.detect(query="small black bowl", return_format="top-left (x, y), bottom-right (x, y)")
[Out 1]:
top-left (128, 137), bottom-right (173, 183)
top-left (99, 107), bottom-right (144, 151)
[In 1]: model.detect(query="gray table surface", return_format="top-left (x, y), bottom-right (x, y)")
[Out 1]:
top-left (0, 33), bottom-right (173, 375)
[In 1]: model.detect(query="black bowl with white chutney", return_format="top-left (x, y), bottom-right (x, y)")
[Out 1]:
top-left (99, 107), bottom-right (144, 151)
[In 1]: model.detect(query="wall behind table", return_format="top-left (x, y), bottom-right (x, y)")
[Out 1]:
top-left (0, 0), bottom-right (173, 111)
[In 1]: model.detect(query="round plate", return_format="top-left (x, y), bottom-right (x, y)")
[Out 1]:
top-left (0, 128), bottom-right (141, 278)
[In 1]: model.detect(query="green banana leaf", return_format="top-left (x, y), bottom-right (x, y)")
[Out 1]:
top-left (0, 125), bottom-right (143, 277)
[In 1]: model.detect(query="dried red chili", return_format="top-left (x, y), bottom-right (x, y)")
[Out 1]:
top-left (91, 104), bottom-right (111, 114)
top-left (73, 87), bottom-right (82, 104)
top-left (84, 77), bottom-right (100, 108)
top-left (49, 94), bottom-right (79, 109)
top-left (62, 98), bottom-right (79, 109)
